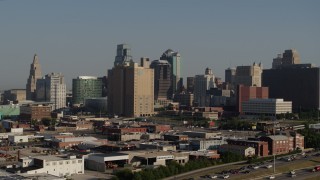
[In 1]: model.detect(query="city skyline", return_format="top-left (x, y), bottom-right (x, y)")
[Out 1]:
top-left (0, 0), bottom-right (319, 90)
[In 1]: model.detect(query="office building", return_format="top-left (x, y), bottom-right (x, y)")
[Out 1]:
top-left (236, 85), bottom-right (269, 113)
top-left (2, 89), bottom-right (26, 104)
top-left (18, 155), bottom-right (84, 177)
top-left (187, 77), bottom-right (194, 93)
top-left (72, 76), bottom-right (102, 106)
top-left (36, 73), bottom-right (66, 110)
top-left (242, 99), bottom-right (292, 118)
top-left (194, 67), bottom-right (216, 106)
top-left (20, 103), bottom-right (52, 121)
top-left (114, 44), bottom-right (133, 67)
top-left (263, 64), bottom-right (319, 111)
top-left (108, 62), bottom-right (154, 117)
top-left (225, 68), bottom-right (236, 85)
top-left (282, 49), bottom-right (301, 66)
top-left (26, 54), bottom-right (42, 100)
top-left (160, 49), bottom-right (181, 94)
top-left (234, 62), bottom-right (262, 87)
top-left (174, 92), bottom-right (194, 107)
top-left (272, 49), bottom-right (301, 69)
top-left (150, 59), bottom-right (172, 100)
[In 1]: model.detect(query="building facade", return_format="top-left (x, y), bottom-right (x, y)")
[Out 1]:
top-left (242, 99), bottom-right (292, 118)
top-left (187, 77), bottom-right (194, 93)
top-left (160, 49), bottom-right (181, 94)
top-left (227, 139), bottom-right (269, 157)
top-left (114, 44), bottom-right (133, 67)
top-left (150, 60), bottom-right (172, 100)
top-left (2, 89), bottom-right (26, 104)
top-left (219, 145), bottom-right (256, 157)
top-left (108, 62), bottom-right (154, 117)
top-left (18, 155), bottom-right (84, 177)
top-left (72, 76), bottom-right (102, 106)
top-left (26, 54), bottom-right (42, 100)
top-left (194, 68), bottom-right (216, 107)
top-left (260, 135), bottom-right (290, 155)
top-left (20, 103), bottom-right (52, 121)
top-left (36, 73), bottom-right (66, 110)
top-left (263, 65), bottom-right (320, 111)
top-left (233, 62), bottom-right (262, 87)
top-left (236, 85), bottom-right (269, 113)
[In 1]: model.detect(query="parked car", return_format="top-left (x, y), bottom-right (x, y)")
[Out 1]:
top-left (222, 175), bottom-right (229, 179)
top-left (269, 175), bottom-right (275, 179)
top-left (266, 165), bottom-right (273, 169)
top-left (209, 175), bottom-right (218, 179)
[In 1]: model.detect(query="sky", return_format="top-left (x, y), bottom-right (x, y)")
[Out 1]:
top-left (0, 0), bottom-right (319, 90)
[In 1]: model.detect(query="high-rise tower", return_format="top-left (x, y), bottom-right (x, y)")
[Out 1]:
top-left (194, 67), bottom-right (216, 107)
top-left (108, 62), bottom-right (154, 117)
top-left (36, 73), bottom-right (66, 110)
top-left (26, 54), bottom-right (42, 100)
top-left (114, 44), bottom-right (133, 67)
top-left (160, 49), bottom-right (181, 94)
top-left (150, 60), bottom-right (172, 100)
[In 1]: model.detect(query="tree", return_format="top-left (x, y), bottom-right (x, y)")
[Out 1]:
top-left (0, 125), bottom-right (6, 133)
top-left (114, 169), bottom-right (133, 180)
top-left (41, 118), bottom-right (52, 126)
top-left (41, 118), bottom-right (57, 127)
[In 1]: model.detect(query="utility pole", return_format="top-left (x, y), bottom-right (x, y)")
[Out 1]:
top-left (317, 107), bottom-right (320, 123)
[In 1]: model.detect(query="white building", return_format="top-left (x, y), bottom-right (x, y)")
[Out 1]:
top-left (19, 155), bottom-right (84, 177)
top-left (194, 68), bottom-right (216, 106)
top-left (242, 98), bottom-right (292, 118)
top-left (189, 138), bottom-right (227, 150)
top-left (36, 73), bottom-right (66, 110)
top-left (8, 135), bottom-right (28, 143)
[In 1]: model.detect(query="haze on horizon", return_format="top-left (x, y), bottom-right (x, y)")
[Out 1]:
top-left (0, 0), bottom-right (319, 90)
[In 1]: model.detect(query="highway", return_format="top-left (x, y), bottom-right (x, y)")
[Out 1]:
top-left (167, 151), bottom-right (320, 180)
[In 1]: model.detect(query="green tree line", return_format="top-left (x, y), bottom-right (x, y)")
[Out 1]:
top-left (112, 152), bottom-right (245, 180)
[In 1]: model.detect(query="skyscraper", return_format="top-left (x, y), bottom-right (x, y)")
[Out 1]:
top-left (150, 59), bottom-right (172, 100)
top-left (114, 44), bottom-right (133, 67)
top-left (233, 62), bottom-right (262, 87)
top-left (160, 49), bottom-right (181, 94)
top-left (282, 49), bottom-right (300, 65)
top-left (272, 49), bottom-right (301, 69)
top-left (194, 67), bottom-right (216, 107)
top-left (72, 76), bottom-right (102, 106)
top-left (108, 62), bottom-right (154, 117)
top-left (187, 77), bottom-right (194, 93)
top-left (36, 73), bottom-right (66, 110)
top-left (263, 64), bottom-right (319, 111)
top-left (225, 68), bottom-right (236, 84)
top-left (26, 54), bottom-right (42, 100)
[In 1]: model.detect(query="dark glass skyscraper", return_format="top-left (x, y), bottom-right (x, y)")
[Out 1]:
top-left (150, 60), bottom-right (172, 100)
top-left (114, 44), bottom-right (133, 67)
top-left (160, 49), bottom-right (181, 94)
top-left (263, 65), bottom-right (319, 111)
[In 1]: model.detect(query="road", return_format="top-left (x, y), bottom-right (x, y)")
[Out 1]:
top-left (167, 151), bottom-right (320, 180)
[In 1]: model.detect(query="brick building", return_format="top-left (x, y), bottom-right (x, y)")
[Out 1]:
top-left (141, 125), bottom-right (171, 133)
top-left (236, 85), bottom-right (269, 113)
top-left (20, 103), bottom-right (52, 121)
top-left (260, 135), bottom-right (290, 155)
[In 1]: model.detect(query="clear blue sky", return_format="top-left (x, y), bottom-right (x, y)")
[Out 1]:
top-left (0, 0), bottom-right (319, 90)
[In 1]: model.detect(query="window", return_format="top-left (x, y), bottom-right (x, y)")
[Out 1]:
top-left (78, 160), bottom-right (82, 163)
